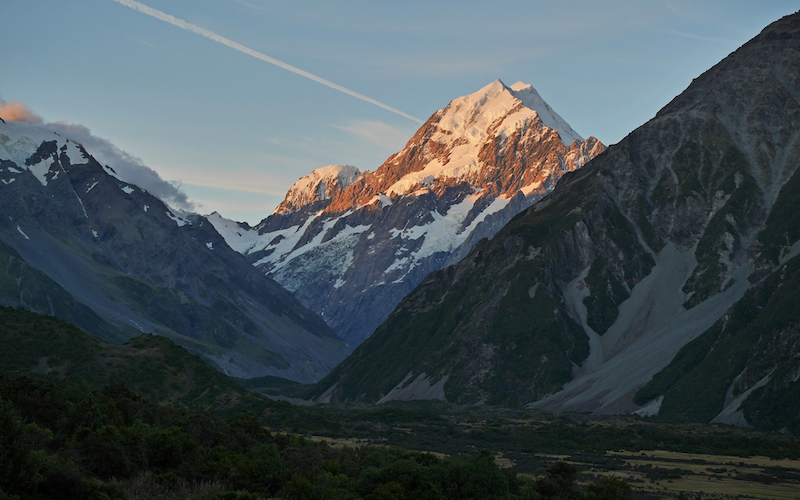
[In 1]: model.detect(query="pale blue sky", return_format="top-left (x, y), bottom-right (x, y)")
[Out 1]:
top-left (1, 1), bottom-right (796, 223)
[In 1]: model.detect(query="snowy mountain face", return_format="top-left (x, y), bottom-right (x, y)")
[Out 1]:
top-left (0, 119), bottom-right (349, 383)
top-left (213, 80), bottom-right (604, 346)
top-left (273, 164), bottom-right (363, 215)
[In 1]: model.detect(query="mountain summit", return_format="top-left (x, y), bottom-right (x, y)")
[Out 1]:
top-left (273, 164), bottom-right (363, 215)
top-left (214, 80), bottom-right (604, 345)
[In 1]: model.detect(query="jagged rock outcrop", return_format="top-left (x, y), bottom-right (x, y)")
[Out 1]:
top-left (308, 11), bottom-right (800, 430)
top-left (214, 80), bottom-right (604, 346)
top-left (0, 119), bottom-right (349, 382)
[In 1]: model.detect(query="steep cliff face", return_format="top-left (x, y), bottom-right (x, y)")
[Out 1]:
top-left (0, 119), bottom-right (349, 383)
top-left (309, 11), bottom-right (800, 426)
top-left (215, 80), bottom-right (603, 346)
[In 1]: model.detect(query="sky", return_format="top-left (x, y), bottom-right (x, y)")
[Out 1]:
top-left (1, 1), bottom-right (797, 224)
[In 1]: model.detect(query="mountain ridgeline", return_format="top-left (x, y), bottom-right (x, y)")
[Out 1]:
top-left (0, 121), bottom-right (349, 383)
top-left (213, 81), bottom-right (604, 346)
top-left (309, 12), bottom-right (800, 430)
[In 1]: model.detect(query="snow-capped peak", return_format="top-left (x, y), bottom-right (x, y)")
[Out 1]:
top-left (273, 164), bottom-right (363, 215)
top-left (382, 79), bottom-right (590, 197)
top-left (434, 79), bottom-right (581, 148)
top-left (0, 120), bottom-right (88, 185)
top-left (508, 81), bottom-right (583, 146)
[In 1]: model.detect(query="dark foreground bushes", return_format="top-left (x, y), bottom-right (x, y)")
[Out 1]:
top-left (0, 375), bottom-right (631, 499)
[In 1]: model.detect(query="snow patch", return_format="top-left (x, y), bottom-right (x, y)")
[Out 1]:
top-left (121, 185), bottom-right (134, 194)
top-left (521, 180), bottom-right (544, 196)
top-left (509, 81), bottom-right (583, 146)
top-left (74, 193), bottom-right (90, 221)
top-left (388, 193), bottom-right (510, 266)
top-left (385, 257), bottom-right (409, 273)
top-left (102, 164), bottom-right (123, 181)
top-left (0, 120), bottom-right (65, 167)
top-left (64, 140), bottom-right (87, 164)
top-left (86, 181), bottom-right (98, 193)
top-left (367, 194), bottom-right (393, 207)
top-left (206, 212), bottom-right (260, 253)
top-left (206, 242), bottom-right (213, 250)
top-left (27, 156), bottom-right (55, 186)
top-left (166, 210), bottom-right (187, 227)
top-left (16, 225), bottom-right (29, 240)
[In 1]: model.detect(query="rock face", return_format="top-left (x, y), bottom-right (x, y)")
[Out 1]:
top-left (309, 11), bottom-right (800, 430)
top-left (214, 80), bottom-right (604, 346)
top-left (0, 119), bottom-right (349, 383)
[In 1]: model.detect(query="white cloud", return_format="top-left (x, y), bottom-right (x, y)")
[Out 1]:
top-left (43, 121), bottom-right (194, 210)
top-left (0, 97), bottom-right (193, 209)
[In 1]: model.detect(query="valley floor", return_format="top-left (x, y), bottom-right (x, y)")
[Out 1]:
top-left (280, 400), bottom-right (800, 499)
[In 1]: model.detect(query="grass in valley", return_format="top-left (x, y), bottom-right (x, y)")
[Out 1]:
top-left (600, 450), bottom-right (800, 499)
top-left (278, 401), bottom-right (800, 499)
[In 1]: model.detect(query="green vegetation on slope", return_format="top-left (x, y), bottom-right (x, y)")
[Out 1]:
top-left (757, 164), bottom-right (800, 264)
top-left (1, 375), bottom-right (546, 500)
top-left (485, 262), bottom-right (588, 406)
top-left (0, 307), bottom-right (637, 500)
top-left (0, 306), bottom-right (330, 429)
top-left (678, 139), bottom-right (764, 308)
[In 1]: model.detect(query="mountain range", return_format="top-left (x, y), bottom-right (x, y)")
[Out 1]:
top-left (212, 80), bottom-right (604, 346)
top-left (0, 118), bottom-right (349, 382)
top-left (306, 11), bottom-right (800, 432)
top-left (2, 10), bottom-right (799, 435)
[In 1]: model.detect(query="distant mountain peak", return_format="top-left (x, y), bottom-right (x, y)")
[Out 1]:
top-left (433, 79), bottom-right (583, 149)
top-left (273, 164), bottom-right (363, 215)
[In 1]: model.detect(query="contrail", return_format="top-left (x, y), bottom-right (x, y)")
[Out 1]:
top-left (111, 0), bottom-right (423, 123)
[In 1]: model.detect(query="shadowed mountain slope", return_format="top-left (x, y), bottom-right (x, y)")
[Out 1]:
top-left (0, 120), bottom-right (349, 382)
